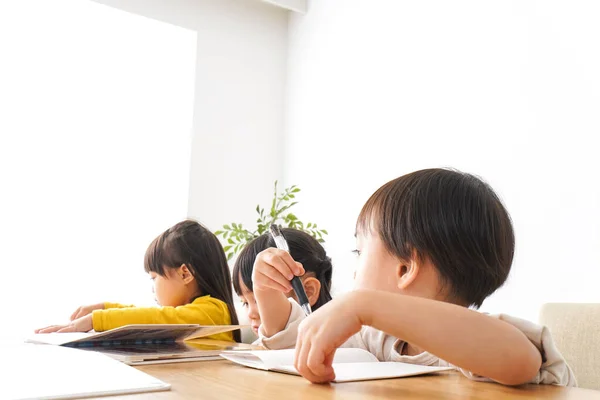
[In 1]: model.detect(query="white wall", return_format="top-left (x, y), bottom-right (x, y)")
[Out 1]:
top-left (0, 0), bottom-right (196, 337)
top-left (282, 0), bottom-right (600, 322)
top-left (94, 0), bottom-right (290, 232)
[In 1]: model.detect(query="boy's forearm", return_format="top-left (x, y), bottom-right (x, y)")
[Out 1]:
top-left (255, 289), bottom-right (292, 337)
top-left (353, 290), bottom-right (541, 385)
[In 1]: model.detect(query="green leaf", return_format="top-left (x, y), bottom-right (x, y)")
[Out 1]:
top-left (214, 230), bottom-right (223, 236)
top-left (228, 238), bottom-right (235, 244)
top-left (223, 224), bottom-right (231, 230)
top-left (289, 194), bottom-right (295, 199)
top-left (292, 188), bottom-right (301, 193)
top-left (321, 229), bottom-right (328, 235)
top-left (307, 223), bottom-right (312, 229)
top-left (224, 245), bottom-right (232, 252)
top-left (223, 232), bottom-right (229, 239)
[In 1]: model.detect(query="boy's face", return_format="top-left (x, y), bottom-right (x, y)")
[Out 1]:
top-left (353, 231), bottom-right (403, 293)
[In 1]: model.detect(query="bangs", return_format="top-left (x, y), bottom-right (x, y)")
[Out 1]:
top-left (355, 175), bottom-right (416, 261)
top-left (232, 242), bottom-right (259, 296)
top-left (144, 235), bottom-right (170, 275)
top-left (356, 181), bottom-right (396, 239)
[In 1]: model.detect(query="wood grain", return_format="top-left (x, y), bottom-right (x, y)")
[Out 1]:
top-left (87, 359), bottom-right (599, 400)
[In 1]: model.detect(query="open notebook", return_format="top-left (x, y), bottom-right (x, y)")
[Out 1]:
top-left (27, 324), bottom-right (244, 365)
top-left (221, 348), bottom-right (453, 383)
top-left (6, 344), bottom-right (170, 400)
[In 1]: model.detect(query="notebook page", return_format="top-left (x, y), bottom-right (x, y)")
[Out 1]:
top-left (275, 362), bottom-right (453, 383)
top-left (184, 325), bottom-right (244, 340)
top-left (221, 348), bottom-right (378, 370)
top-left (26, 332), bottom-right (92, 346)
top-left (5, 344), bottom-right (170, 400)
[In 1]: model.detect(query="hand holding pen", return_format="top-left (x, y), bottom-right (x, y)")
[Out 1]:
top-left (250, 225), bottom-right (312, 316)
top-left (269, 224), bottom-right (312, 316)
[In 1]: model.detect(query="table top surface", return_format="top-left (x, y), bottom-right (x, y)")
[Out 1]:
top-left (91, 359), bottom-right (599, 400)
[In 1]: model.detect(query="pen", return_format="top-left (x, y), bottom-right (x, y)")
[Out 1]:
top-left (269, 224), bottom-right (312, 316)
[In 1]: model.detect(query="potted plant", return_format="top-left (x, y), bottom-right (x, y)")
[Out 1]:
top-left (215, 181), bottom-right (328, 261)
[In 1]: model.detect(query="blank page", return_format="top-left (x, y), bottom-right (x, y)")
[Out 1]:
top-left (221, 348), bottom-right (378, 370)
top-left (276, 362), bottom-right (453, 383)
top-left (5, 344), bottom-right (170, 400)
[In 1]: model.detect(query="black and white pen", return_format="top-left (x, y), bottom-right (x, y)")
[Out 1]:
top-left (269, 224), bottom-right (312, 316)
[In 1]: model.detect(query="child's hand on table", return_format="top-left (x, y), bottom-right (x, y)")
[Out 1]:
top-left (35, 314), bottom-right (93, 333)
top-left (294, 292), bottom-right (364, 383)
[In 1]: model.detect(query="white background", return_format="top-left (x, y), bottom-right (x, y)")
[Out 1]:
top-left (1, 0), bottom-right (599, 338)
top-left (0, 0), bottom-right (195, 336)
top-left (282, 0), bottom-right (600, 321)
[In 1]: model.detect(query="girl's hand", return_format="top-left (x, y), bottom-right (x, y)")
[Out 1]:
top-left (35, 314), bottom-right (93, 333)
top-left (252, 248), bottom-right (305, 293)
top-left (70, 303), bottom-right (105, 321)
top-left (294, 292), bottom-right (364, 383)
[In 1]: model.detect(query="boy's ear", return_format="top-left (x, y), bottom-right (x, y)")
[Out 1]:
top-left (396, 257), bottom-right (419, 290)
top-left (302, 277), bottom-right (322, 307)
top-left (178, 264), bottom-right (195, 285)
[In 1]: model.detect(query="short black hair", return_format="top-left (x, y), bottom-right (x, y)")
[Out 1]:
top-left (357, 168), bottom-right (514, 308)
top-left (233, 228), bottom-right (333, 310)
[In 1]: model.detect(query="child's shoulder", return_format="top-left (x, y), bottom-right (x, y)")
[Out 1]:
top-left (189, 295), bottom-right (227, 308)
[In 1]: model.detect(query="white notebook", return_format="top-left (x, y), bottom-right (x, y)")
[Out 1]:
top-left (221, 348), bottom-right (453, 383)
top-left (5, 344), bottom-right (170, 400)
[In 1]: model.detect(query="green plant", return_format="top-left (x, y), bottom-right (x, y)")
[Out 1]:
top-left (215, 181), bottom-right (328, 260)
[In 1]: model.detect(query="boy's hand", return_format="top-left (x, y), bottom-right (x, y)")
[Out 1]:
top-left (35, 314), bottom-right (93, 333)
top-left (252, 248), bottom-right (304, 293)
top-left (70, 303), bottom-right (105, 321)
top-left (294, 292), bottom-right (364, 383)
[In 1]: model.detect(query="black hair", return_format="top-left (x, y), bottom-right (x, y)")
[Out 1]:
top-left (233, 228), bottom-right (333, 310)
top-left (357, 168), bottom-right (514, 308)
top-left (144, 219), bottom-right (240, 342)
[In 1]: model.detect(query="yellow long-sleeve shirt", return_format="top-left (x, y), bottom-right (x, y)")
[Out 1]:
top-left (92, 295), bottom-right (234, 341)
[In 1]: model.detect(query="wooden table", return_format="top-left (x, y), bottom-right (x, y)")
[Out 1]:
top-left (96, 360), bottom-right (599, 400)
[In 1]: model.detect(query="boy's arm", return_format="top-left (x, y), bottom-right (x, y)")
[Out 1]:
top-left (296, 290), bottom-right (542, 385)
top-left (358, 291), bottom-right (541, 385)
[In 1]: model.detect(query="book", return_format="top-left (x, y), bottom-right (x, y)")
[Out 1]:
top-left (221, 348), bottom-right (453, 383)
top-left (27, 324), bottom-right (245, 365)
top-left (6, 344), bottom-right (170, 399)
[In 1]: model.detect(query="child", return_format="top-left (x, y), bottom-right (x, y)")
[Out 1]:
top-left (252, 169), bottom-right (576, 385)
top-left (36, 219), bottom-right (241, 342)
top-left (232, 228), bottom-right (332, 338)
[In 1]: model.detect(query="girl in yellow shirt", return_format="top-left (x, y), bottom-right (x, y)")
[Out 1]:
top-left (36, 220), bottom-right (240, 342)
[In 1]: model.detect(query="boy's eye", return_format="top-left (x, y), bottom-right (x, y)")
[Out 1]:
top-left (352, 249), bottom-right (362, 256)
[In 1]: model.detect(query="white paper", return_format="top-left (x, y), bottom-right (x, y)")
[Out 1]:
top-left (26, 332), bottom-right (92, 346)
top-left (275, 362), bottom-right (453, 383)
top-left (222, 348), bottom-right (378, 369)
top-left (4, 344), bottom-right (170, 400)
top-left (221, 348), bottom-right (453, 383)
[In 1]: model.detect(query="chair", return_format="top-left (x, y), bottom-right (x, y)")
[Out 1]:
top-left (539, 303), bottom-right (600, 390)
